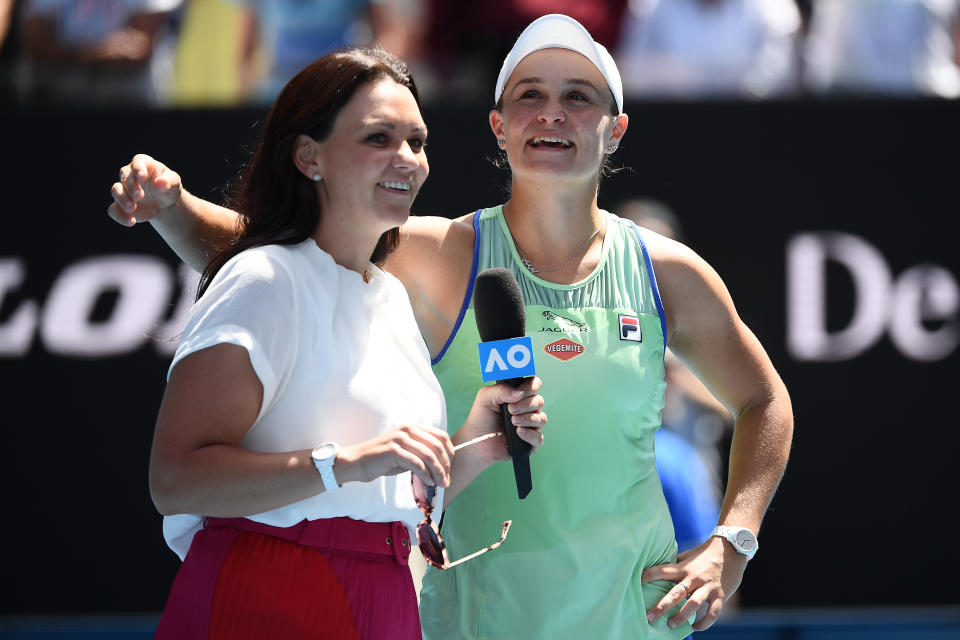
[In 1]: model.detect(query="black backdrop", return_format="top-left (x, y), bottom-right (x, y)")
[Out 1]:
top-left (1, 98), bottom-right (957, 614)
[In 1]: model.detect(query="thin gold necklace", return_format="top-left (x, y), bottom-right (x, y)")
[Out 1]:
top-left (515, 217), bottom-right (606, 274)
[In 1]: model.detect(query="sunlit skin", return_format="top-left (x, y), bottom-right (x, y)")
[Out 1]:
top-left (301, 78), bottom-right (429, 275)
top-left (488, 49), bottom-right (629, 282)
top-left (492, 48), bottom-right (624, 186)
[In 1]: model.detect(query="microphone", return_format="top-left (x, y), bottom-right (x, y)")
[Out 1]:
top-left (474, 268), bottom-right (534, 499)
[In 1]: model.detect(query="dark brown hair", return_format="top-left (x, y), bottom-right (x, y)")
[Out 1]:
top-left (198, 46), bottom-right (422, 299)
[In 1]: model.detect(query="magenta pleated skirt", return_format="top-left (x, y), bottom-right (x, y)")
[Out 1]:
top-left (154, 516), bottom-right (421, 640)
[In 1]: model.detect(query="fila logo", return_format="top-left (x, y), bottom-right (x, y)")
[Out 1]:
top-left (544, 338), bottom-right (585, 362)
top-left (619, 314), bottom-right (642, 342)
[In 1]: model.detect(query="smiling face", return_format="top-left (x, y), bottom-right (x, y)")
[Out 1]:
top-left (313, 77), bottom-right (429, 240)
top-left (490, 48), bottom-right (627, 186)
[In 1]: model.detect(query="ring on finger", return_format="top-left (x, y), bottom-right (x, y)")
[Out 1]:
top-left (678, 581), bottom-right (690, 593)
top-left (119, 170), bottom-right (127, 183)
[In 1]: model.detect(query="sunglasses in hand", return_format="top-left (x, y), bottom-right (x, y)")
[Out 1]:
top-left (412, 432), bottom-right (512, 570)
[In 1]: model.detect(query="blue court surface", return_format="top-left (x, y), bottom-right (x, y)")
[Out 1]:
top-left (2, 608), bottom-right (959, 639)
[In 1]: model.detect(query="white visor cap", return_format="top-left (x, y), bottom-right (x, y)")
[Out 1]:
top-left (494, 13), bottom-right (623, 114)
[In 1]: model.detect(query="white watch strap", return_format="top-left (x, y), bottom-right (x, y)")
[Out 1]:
top-left (312, 443), bottom-right (340, 492)
top-left (712, 525), bottom-right (735, 538)
top-left (316, 461), bottom-right (339, 492)
top-left (711, 525), bottom-right (758, 558)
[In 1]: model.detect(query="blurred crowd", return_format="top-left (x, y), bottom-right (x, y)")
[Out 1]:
top-left (1, 0), bottom-right (958, 108)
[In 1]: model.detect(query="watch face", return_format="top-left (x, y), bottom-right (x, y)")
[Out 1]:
top-left (313, 442), bottom-right (337, 460)
top-left (736, 529), bottom-right (757, 551)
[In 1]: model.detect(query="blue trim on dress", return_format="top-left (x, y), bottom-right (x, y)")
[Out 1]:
top-left (626, 219), bottom-right (668, 352)
top-left (431, 210), bottom-right (483, 365)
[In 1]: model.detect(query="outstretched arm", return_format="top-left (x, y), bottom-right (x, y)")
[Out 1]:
top-left (641, 233), bottom-right (793, 632)
top-left (109, 154), bottom-right (241, 271)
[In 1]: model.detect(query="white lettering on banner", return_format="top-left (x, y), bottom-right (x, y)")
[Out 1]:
top-left (0, 259), bottom-right (39, 356)
top-left (890, 265), bottom-right (960, 361)
top-left (43, 256), bottom-right (172, 356)
top-left (0, 255), bottom-right (199, 358)
top-left (787, 232), bottom-right (959, 362)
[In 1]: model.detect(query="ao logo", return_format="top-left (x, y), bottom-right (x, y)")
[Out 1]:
top-left (477, 336), bottom-right (536, 382)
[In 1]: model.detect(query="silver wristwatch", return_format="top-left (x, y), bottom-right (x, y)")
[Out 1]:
top-left (311, 442), bottom-right (341, 492)
top-left (711, 525), bottom-right (758, 559)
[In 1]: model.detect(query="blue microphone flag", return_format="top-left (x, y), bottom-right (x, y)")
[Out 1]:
top-left (477, 336), bottom-right (536, 382)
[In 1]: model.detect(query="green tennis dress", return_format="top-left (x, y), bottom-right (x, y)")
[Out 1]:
top-left (419, 206), bottom-right (693, 639)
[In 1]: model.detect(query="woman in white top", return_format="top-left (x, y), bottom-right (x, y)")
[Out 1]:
top-left (144, 46), bottom-right (546, 639)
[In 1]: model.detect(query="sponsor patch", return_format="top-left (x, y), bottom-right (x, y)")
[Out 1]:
top-left (477, 336), bottom-right (536, 382)
top-left (544, 338), bottom-right (586, 361)
top-left (618, 314), bottom-right (642, 342)
top-left (537, 310), bottom-right (589, 333)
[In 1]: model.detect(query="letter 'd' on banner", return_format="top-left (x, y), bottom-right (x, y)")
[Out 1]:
top-left (477, 336), bottom-right (536, 382)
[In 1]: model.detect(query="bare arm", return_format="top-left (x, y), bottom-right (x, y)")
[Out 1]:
top-left (109, 154), bottom-right (478, 313)
top-left (109, 154), bottom-right (241, 271)
top-left (0, 0), bottom-right (14, 48)
top-left (385, 213), bottom-right (476, 357)
top-left (664, 249), bottom-right (792, 535)
top-left (641, 233), bottom-right (793, 631)
top-left (152, 343), bottom-right (319, 516)
top-left (152, 343), bottom-right (459, 516)
top-left (443, 377), bottom-right (546, 506)
top-left (664, 350), bottom-right (733, 423)
top-left (153, 343), bottom-right (545, 516)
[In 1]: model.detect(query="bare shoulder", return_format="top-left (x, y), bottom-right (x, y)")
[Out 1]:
top-left (384, 213), bottom-right (478, 356)
top-left (399, 213), bottom-right (475, 256)
top-left (642, 228), bottom-right (788, 415)
top-left (642, 229), bottom-right (737, 346)
top-left (643, 228), bottom-right (716, 295)
top-left (387, 214), bottom-right (475, 283)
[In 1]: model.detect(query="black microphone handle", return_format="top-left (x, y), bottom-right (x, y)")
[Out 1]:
top-left (498, 376), bottom-right (534, 459)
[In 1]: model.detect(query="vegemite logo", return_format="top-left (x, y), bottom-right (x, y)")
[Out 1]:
top-left (619, 314), bottom-right (642, 342)
top-left (544, 338), bottom-right (585, 362)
